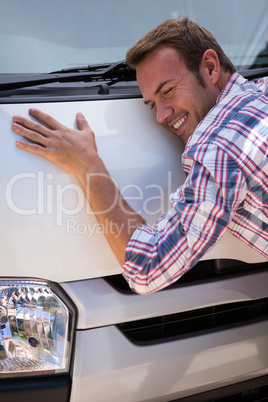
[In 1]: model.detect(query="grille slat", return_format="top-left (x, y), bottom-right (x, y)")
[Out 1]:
top-left (117, 298), bottom-right (268, 345)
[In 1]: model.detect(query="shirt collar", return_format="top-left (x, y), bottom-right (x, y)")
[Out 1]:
top-left (184, 73), bottom-right (248, 150)
top-left (217, 72), bottom-right (248, 103)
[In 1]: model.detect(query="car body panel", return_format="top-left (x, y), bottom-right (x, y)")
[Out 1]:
top-left (0, 99), bottom-right (266, 283)
top-left (70, 322), bottom-right (268, 401)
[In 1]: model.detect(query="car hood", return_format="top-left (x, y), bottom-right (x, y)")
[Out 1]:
top-left (0, 98), bottom-right (265, 282)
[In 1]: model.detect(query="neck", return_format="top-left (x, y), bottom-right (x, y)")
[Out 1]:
top-left (218, 70), bottom-right (233, 92)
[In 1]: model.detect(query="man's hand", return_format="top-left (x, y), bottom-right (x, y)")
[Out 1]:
top-left (12, 108), bottom-right (145, 265)
top-left (12, 108), bottom-right (100, 179)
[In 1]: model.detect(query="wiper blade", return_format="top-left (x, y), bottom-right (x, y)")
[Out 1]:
top-left (238, 66), bottom-right (268, 80)
top-left (50, 62), bottom-right (113, 74)
top-left (0, 61), bottom-right (136, 91)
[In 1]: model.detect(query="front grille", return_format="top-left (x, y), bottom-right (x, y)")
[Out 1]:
top-left (106, 260), bottom-right (268, 295)
top-left (209, 385), bottom-right (268, 402)
top-left (117, 297), bottom-right (268, 345)
top-left (171, 376), bottom-right (268, 401)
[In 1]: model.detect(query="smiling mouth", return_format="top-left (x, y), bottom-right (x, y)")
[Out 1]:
top-left (172, 114), bottom-right (188, 130)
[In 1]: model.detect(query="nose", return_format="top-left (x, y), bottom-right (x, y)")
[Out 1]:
top-left (156, 104), bottom-right (173, 125)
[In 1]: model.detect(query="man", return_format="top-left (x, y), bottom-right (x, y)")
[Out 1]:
top-left (12, 17), bottom-right (268, 294)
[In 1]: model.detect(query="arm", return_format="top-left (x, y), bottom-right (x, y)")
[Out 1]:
top-left (123, 156), bottom-right (247, 294)
top-left (12, 108), bottom-right (145, 265)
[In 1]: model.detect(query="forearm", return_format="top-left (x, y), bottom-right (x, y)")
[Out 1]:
top-left (77, 156), bottom-right (146, 265)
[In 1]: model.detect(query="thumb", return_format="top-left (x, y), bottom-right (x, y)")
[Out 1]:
top-left (76, 112), bottom-right (90, 131)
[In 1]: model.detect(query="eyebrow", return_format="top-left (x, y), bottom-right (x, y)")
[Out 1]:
top-left (144, 79), bottom-right (175, 105)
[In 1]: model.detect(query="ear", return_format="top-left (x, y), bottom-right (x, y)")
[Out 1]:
top-left (201, 49), bottom-right (220, 85)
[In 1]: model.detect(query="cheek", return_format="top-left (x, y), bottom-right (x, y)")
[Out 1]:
top-left (191, 92), bottom-right (212, 121)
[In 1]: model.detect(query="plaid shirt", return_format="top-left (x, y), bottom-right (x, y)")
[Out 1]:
top-left (123, 73), bottom-right (268, 294)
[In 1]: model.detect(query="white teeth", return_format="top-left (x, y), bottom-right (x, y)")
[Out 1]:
top-left (173, 115), bottom-right (187, 130)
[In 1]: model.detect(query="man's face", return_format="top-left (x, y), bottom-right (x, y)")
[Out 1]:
top-left (136, 46), bottom-right (219, 145)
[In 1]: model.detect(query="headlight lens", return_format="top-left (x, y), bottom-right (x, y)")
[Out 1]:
top-left (0, 280), bottom-right (75, 377)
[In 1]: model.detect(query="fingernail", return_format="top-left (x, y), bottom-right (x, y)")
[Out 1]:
top-left (16, 140), bottom-right (24, 148)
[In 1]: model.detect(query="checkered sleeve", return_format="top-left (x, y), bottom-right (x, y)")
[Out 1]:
top-left (122, 151), bottom-right (247, 294)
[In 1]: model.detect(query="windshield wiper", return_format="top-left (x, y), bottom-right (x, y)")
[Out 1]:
top-left (50, 62), bottom-right (115, 74)
top-left (0, 61), bottom-right (136, 92)
top-left (238, 66), bottom-right (268, 80)
top-left (2, 63), bottom-right (266, 93)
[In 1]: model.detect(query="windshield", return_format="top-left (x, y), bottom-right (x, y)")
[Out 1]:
top-left (1, 0), bottom-right (268, 74)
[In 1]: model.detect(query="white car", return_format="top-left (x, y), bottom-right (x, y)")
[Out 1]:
top-left (0, 1), bottom-right (268, 401)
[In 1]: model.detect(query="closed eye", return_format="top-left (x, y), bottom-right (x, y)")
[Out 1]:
top-left (163, 87), bottom-right (174, 96)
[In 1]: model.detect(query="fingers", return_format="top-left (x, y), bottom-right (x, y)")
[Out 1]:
top-left (15, 139), bottom-right (47, 157)
top-left (13, 109), bottom-right (91, 138)
top-left (12, 109), bottom-right (99, 175)
top-left (12, 118), bottom-right (52, 151)
top-left (12, 108), bottom-right (96, 158)
top-left (12, 108), bottom-right (66, 147)
top-left (28, 108), bottom-right (63, 130)
top-left (12, 115), bottom-right (50, 140)
top-left (76, 112), bottom-right (91, 131)
top-left (12, 108), bottom-right (64, 138)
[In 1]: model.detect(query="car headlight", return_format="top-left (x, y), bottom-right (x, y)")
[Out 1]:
top-left (0, 279), bottom-right (76, 378)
